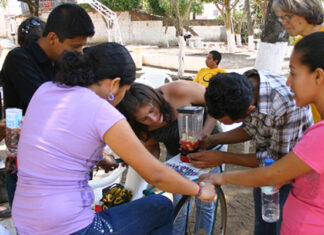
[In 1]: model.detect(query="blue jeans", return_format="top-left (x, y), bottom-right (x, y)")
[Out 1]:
top-left (253, 184), bottom-right (292, 235)
top-left (173, 166), bottom-right (222, 235)
top-left (6, 171), bottom-right (17, 208)
top-left (72, 194), bottom-right (173, 235)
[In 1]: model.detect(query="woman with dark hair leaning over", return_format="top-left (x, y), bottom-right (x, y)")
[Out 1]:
top-left (11, 42), bottom-right (215, 235)
top-left (117, 81), bottom-right (224, 235)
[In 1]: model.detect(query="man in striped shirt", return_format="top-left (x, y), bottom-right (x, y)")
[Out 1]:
top-left (189, 69), bottom-right (313, 235)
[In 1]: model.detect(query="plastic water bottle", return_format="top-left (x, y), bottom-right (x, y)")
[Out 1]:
top-left (261, 158), bottom-right (280, 223)
top-left (5, 108), bottom-right (22, 157)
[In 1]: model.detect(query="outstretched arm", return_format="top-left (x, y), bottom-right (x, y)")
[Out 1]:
top-left (200, 152), bottom-right (312, 187)
top-left (200, 126), bottom-right (252, 148)
top-left (189, 150), bottom-right (259, 168)
top-left (104, 119), bottom-right (216, 202)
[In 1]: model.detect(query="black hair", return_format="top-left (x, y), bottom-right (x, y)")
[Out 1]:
top-left (116, 83), bottom-right (173, 140)
top-left (18, 16), bottom-right (45, 47)
top-left (209, 50), bottom-right (222, 65)
top-left (43, 3), bottom-right (94, 42)
top-left (205, 73), bottom-right (254, 121)
top-left (54, 42), bottom-right (136, 87)
top-left (294, 32), bottom-right (324, 71)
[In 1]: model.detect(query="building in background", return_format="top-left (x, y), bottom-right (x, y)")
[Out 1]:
top-left (194, 3), bottom-right (220, 20)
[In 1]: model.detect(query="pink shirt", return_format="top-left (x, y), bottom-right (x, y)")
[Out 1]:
top-left (12, 82), bottom-right (124, 235)
top-left (281, 121), bottom-right (324, 235)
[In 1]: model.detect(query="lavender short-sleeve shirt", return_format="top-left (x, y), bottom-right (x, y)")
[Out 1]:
top-left (12, 82), bottom-right (124, 235)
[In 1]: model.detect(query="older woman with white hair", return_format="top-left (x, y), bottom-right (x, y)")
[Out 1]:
top-left (273, 0), bottom-right (324, 123)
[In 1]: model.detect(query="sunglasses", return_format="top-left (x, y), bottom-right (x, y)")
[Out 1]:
top-left (21, 19), bottom-right (41, 34)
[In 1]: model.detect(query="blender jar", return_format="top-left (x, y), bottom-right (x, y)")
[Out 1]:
top-left (177, 106), bottom-right (204, 162)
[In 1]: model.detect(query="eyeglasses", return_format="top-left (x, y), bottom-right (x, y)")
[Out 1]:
top-left (21, 19), bottom-right (41, 34)
top-left (278, 14), bottom-right (293, 23)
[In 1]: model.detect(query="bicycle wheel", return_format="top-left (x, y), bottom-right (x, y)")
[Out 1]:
top-left (173, 186), bottom-right (227, 235)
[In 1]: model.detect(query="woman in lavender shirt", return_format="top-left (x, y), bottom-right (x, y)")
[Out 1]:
top-left (11, 42), bottom-right (215, 235)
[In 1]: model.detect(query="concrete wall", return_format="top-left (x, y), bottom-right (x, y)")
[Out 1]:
top-left (88, 11), bottom-right (226, 46)
top-left (9, 11), bottom-right (225, 46)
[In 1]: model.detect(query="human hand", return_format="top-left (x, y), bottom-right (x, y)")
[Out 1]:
top-left (273, 179), bottom-right (294, 192)
top-left (199, 173), bottom-right (226, 185)
top-left (199, 135), bottom-right (213, 150)
top-left (188, 150), bottom-right (224, 169)
top-left (197, 181), bottom-right (216, 203)
top-left (96, 155), bottom-right (119, 173)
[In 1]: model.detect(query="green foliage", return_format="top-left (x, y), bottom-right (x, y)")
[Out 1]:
top-left (241, 21), bottom-right (248, 43)
top-left (148, 0), bottom-right (167, 16)
top-left (0, 0), bottom-right (7, 7)
top-left (252, 2), bottom-right (263, 28)
top-left (79, 3), bottom-right (92, 10)
top-left (100, 0), bottom-right (140, 11)
top-left (191, 1), bottom-right (204, 17)
top-left (147, 0), bottom-right (203, 17)
top-left (215, 15), bottom-right (223, 20)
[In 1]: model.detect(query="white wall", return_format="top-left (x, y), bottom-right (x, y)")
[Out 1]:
top-left (6, 0), bottom-right (22, 15)
top-left (13, 10), bottom-right (225, 46)
top-left (195, 3), bottom-right (219, 20)
top-left (89, 11), bottom-right (226, 45)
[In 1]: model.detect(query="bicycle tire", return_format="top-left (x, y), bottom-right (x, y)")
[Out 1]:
top-left (173, 186), bottom-right (227, 235)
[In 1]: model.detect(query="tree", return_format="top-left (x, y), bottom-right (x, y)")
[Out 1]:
top-left (253, 0), bottom-right (269, 24)
top-left (245, 0), bottom-right (254, 51)
top-left (232, 3), bottom-right (246, 47)
top-left (254, 0), bottom-right (289, 74)
top-left (203, 0), bottom-right (240, 53)
top-left (148, 0), bottom-right (197, 77)
top-left (100, 0), bottom-right (140, 11)
top-left (0, 0), bottom-right (7, 8)
top-left (18, 0), bottom-right (40, 16)
top-left (171, 0), bottom-right (194, 77)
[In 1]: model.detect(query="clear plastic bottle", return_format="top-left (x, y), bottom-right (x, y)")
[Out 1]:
top-left (5, 108), bottom-right (22, 157)
top-left (261, 158), bottom-right (280, 223)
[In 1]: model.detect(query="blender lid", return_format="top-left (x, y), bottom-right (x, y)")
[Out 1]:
top-left (177, 106), bottom-right (204, 114)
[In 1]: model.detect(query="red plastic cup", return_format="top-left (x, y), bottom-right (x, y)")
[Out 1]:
top-left (95, 205), bottom-right (103, 212)
top-left (180, 154), bottom-right (190, 163)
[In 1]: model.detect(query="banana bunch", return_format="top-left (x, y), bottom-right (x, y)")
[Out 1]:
top-left (101, 183), bottom-right (132, 209)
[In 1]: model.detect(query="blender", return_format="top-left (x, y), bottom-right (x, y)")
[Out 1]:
top-left (177, 106), bottom-right (204, 163)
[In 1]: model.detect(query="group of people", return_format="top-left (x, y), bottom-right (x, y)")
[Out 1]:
top-left (0, 0), bottom-right (322, 234)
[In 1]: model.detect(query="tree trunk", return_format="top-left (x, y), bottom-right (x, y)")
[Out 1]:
top-left (235, 34), bottom-right (242, 46)
top-left (254, 0), bottom-right (289, 74)
top-left (224, 0), bottom-right (236, 53)
top-left (19, 0), bottom-right (39, 16)
top-left (177, 36), bottom-right (185, 77)
top-left (245, 0), bottom-right (254, 51)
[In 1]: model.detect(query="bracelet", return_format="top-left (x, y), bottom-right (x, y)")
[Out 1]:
top-left (196, 182), bottom-right (202, 197)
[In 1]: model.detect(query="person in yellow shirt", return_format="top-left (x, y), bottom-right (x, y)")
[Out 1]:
top-left (194, 50), bottom-right (226, 87)
top-left (273, 0), bottom-right (323, 123)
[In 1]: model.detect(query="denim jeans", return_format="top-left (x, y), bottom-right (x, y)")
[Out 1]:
top-left (253, 184), bottom-right (292, 235)
top-left (173, 166), bottom-right (222, 235)
top-left (6, 171), bottom-right (17, 208)
top-left (72, 194), bottom-right (173, 235)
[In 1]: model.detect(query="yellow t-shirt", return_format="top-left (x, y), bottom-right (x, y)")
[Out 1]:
top-left (294, 26), bottom-right (324, 46)
top-left (294, 26), bottom-right (324, 123)
top-left (194, 67), bottom-right (226, 87)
